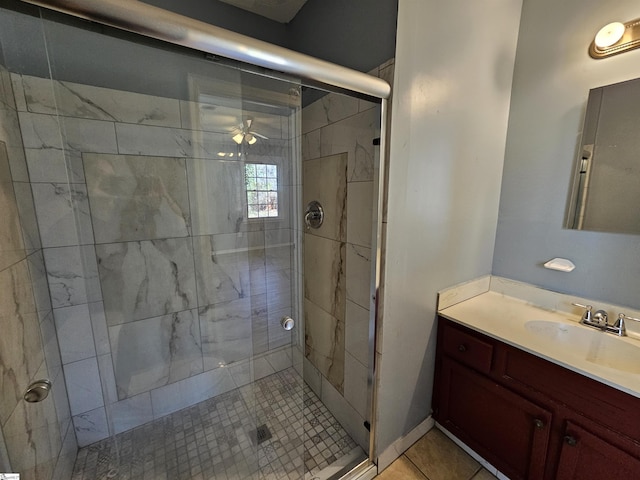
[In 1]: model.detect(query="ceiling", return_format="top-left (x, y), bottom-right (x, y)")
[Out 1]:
top-left (218, 0), bottom-right (308, 23)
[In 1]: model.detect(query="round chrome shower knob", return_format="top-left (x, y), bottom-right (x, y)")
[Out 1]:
top-left (281, 316), bottom-right (295, 331)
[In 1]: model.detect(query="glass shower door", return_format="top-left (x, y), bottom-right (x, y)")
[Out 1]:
top-left (1, 5), bottom-right (306, 478)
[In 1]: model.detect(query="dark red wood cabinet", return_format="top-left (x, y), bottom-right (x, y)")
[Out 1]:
top-left (433, 317), bottom-right (640, 480)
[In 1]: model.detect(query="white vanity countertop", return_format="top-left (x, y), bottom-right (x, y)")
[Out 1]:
top-left (438, 291), bottom-right (640, 399)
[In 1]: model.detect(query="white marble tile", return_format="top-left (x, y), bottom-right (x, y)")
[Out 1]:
top-left (25, 148), bottom-right (85, 184)
top-left (267, 305), bottom-right (293, 350)
top-left (110, 392), bottom-right (154, 434)
top-left (347, 181), bottom-right (374, 248)
top-left (346, 244), bottom-right (371, 310)
top-left (150, 366), bottom-right (236, 419)
top-left (227, 356), bottom-right (275, 388)
top-left (186, 158), bottom-right (246, 235)
top-left (31, 182), bottom-right (95, 247)
top-left (303, 356), bottom-right (322, 399)
top-left (358, 96), bottom-right (379, 114)
top-left (109, 309), bottom-right (202, 399)
top-left (304, 299), bottom-right (344, 393)
top-left (265, 232), bottom-right (293, 269)
top-left (84, 153), bottom-right (191, 243)
top-left (265, 347), bottom-right (292, 372)
top-left (73, 407), bottom-right (109, 447)
top-left (18, 111), bottom-right (62, 150)
top-left (304, 233), bottom-right (346, 321)
top-left (0, 67), bottom-right (15, 110)
top-left (40, 312), bottom-right (62, 380)
top-left (51, 368), bottom-right (72, 444)
top-left (292, 345), bottom-right (303, 376)
top-left (303, 153), bottom-right (348, 243)
top-left (344, 351), bottom-right (369, 418)
top-left (19, 112), bottom-right (117, 154)
top-left (22, 74), bottom-right (181, 127)
top-left (0, 105), bottom-right (29, 182)
top-left (319, 107), bottom-right (380, 183)
top-left (2, 372), bottom-right (61, 479)
top-left (0, 259), bottom-right (43, 425)
top-left (96, 238), bottom-right (196, 326)
top-left (115, 122), bottom-right (231, 158)
top-left (345, 300), bottom-right (370, 366)
top-left (10, 73), bottom-right (27, 112)
top-left (60, 115), bottom-right (119, 154)
top-left (302, 93), bottom-right (359, 134)
top-left (44, 245), bottom-right (101, 308)
top-left (26, 250), bottom-right (51, 321)
top-left (97, 354), bottom-right (118, 405)
top-left (0, 142), bottom-right (26, 271)
top-left (266, 267), bottom-right (292, 311)
top-left (301, 128), bottom-right (321, 161)
top-left (54, 303), bottom-right (96, 364)
top-left (13, 182), bottom-right (42, 253)
top-left (51, 421), bottom-right (78, 480)
top-left (63, 357), bottom-right (104, 415)
top-left (193, 233), bottom-right (266, 307)
top-left (320, 375), bottom-right (369, 452)
top-left (200, 298), bottom-right (253, 370)
top-left (89, 302), bottom-right (110, 356)
top-left (251, 294), bottom-right (269, 356)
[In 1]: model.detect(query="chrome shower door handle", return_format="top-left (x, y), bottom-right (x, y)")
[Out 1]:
top-left (281, 316), bottom-right (295, 331)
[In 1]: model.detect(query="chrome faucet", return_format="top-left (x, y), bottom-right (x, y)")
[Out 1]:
top-left (611, 313), bottom-right (640, 337)
top-left (572, 302), bottom-right (640, 337)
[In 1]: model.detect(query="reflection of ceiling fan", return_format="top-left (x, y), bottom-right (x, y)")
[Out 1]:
top-left (232, 117), bottom-right (269, 145)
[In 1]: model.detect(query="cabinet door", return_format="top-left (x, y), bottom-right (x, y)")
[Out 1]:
top-left (437, 358), bottom-right (551, 480)
top-left (556, 421), bottom-right (640, 479)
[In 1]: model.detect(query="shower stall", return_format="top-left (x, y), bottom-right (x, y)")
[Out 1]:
top-left (0, 1), bottom-right (391, 478)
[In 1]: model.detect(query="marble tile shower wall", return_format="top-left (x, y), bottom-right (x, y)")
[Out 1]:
top-left (11, 73), bottom-right (298, 447)
top-left (299, 58), bottom-right (394, 452)
top-left (0, 64), bottom-right (77, 480)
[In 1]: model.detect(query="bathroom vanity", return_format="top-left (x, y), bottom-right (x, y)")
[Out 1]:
top-left (435, 280), bottom-right (640, 480)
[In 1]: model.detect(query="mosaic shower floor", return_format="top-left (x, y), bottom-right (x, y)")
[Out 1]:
top-left (71, 368), bottom-right (361, 480)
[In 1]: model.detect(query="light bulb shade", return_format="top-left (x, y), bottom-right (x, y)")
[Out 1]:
top-left (232, 133), bottom-right (244, 144)
top-left (594, 22), bottom-right (625, 48)
top-left (590, 17), bottom-right (640, 59)
top-left (246, 134), bottom-right (257, 145)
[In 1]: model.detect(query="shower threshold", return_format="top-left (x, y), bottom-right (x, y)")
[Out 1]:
top-left (71, 368), bottom-right (363, 480)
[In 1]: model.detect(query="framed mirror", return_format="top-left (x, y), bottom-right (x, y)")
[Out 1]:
top-left (566, 77), bottom-right (640, 234)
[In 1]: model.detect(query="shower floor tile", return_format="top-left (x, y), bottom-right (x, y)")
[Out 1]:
top-left (71, 368), bottom-right (359, 480)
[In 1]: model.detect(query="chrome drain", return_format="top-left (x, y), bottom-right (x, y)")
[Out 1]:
top-left (252, 424), bottom-right (272, 445)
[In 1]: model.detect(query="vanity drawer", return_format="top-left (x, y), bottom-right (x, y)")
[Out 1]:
top-left (442, 322), bottom-right (494, 374)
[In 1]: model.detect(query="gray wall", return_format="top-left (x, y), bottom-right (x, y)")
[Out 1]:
top-left (0, 0), bottom-right (396, 103)
top-left (142, 0), bottom-right (288, 47)
top-left (493, 0), bottom-right (640, 309)
top-left (288, 0), bottom-right (398, 73)
top-left (378, 0), bottom-right (522, 467)
top-left (146, 0), bottom-right (398, 74)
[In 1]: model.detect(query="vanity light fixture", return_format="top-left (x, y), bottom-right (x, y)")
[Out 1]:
top-left (590, 18), bottom-right (640, 59)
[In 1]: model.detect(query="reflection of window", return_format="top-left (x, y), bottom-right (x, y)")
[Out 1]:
top-left (245, 163), bottom-right (279, 218)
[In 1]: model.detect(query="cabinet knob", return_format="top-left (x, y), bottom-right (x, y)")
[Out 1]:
top-left (564, 435), bottom-right (578, 447)
top-left (533, 418), bottom-right (545, 429)
top-left (458, 344), bottom-right (467, 352)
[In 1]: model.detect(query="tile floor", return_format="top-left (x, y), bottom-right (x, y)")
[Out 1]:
top-left (375, 429), bottom-right (498, 480)
top-left (71, 368), bottom-right (359, 480)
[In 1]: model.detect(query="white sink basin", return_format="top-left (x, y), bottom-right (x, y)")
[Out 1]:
top-left (524, 320), bottom-right (640, 374)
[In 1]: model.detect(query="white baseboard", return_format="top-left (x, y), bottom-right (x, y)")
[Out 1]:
top-left (376, 415), bottom-right (435, 472)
